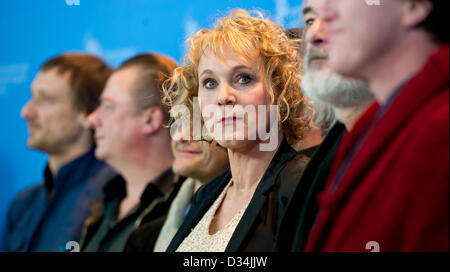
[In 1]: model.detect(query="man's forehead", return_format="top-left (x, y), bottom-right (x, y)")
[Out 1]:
top-left (31, 68), bottom-right (71, 96)
top-left (106, 66), bottom-right (141, 91)
top-left (303, 0), bottom-right (327, 15)
top-left (101, 72), bottom-right (135, 103)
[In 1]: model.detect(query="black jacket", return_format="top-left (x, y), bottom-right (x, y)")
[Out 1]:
top-left (166, 139), bottom-right (316, 252)
top-left (80, 169), bottom-right (184, 252)
top-left (274, 122), bottom-right (346, 251)
top-left (124, 215), bottom-right (166, 252)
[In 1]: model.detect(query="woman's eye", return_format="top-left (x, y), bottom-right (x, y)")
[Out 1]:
top-left (237, 75), bottom-right (252, 85)
top-left (204, 79), bottom-right (217, 89)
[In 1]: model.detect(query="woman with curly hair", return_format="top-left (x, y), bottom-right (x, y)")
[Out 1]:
top-left (163, 9), bottom-right (314, 252)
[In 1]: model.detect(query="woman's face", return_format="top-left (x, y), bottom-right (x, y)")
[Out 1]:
top-left (198, 46), bottom-right (275, 152)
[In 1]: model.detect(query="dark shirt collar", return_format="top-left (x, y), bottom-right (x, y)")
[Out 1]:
top-left (146, 168), bottom-right (176, 198)
top-left (297, 145), bottom-right (319, 157)
top-left (102, 168), bottom-right (176, 210)
top-left (43, 166), bottom-right (53, 193)
top-left (102, 175), bottom-right (127, 202)
top-left (43, 148), bottom-right (97, 194)
top-left (269, 138), bottom-right (297, 169)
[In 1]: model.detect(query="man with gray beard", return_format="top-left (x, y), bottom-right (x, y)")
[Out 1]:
top-left (274, 0), bottom-right (374, 251)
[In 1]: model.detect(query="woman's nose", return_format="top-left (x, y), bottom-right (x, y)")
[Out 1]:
top-left (217, 84), bottom-right (236, 105)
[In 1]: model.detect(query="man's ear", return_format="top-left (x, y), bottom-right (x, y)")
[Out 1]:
top-left (402, 0), bottom-right (433, 29)
top-left (142, 106), bottom-right (164, 135)
top-left (78, 111), bottom-right (92, 130)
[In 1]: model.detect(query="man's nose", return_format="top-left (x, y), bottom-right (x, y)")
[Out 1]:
top-left (306, 19), bottom-right (328, 48)
top-left (87, 109), bottom-right (100, 129)
top-left (20, 100), bottom-right (36, 120)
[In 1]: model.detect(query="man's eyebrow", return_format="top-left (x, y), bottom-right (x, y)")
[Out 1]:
top-left (302, 6), bottom-right (313, 16)
top-left (31, 87), bottom-right (47, 97)
top-left (100, 96), bottom-right (113, 103)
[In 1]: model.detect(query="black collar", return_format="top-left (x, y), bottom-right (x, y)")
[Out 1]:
top-left (43, 149), bottom-right (98, 194)
top-left (102, 168), bottom-right (176, 208)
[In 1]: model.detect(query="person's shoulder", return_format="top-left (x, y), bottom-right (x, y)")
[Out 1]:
top-left (425, 89), bottom-right (448, 127)
top-left (88, 158), bottom-right (117, 180)
top-left (12, 183), bottom-right (44, 205)
top-left (410, 88), bottom-right (448, 140)
top-left (85, 162), bottom-right (119, 194)
top-left (7, 182), bottom-right (45, 219)
top-left (389, 88), bottom-right (448, 174)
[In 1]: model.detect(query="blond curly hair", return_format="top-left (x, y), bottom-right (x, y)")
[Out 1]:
top-left (163, 9), bottom-right (311, 144)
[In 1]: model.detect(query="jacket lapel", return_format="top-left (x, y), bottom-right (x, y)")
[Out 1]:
top-left (226, 139), bottom-right (296, 251)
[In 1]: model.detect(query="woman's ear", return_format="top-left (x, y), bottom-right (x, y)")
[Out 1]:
top-left (402, 0), bottom-right (433, 29)
top-left (142, 106), bottom-right (164, 135)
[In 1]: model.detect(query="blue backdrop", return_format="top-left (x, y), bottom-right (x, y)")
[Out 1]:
top-left (0, 0), bottom-right (304, 248)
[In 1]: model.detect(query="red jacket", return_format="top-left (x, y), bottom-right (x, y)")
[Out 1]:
top-left (305, 45), bottom-right (449, 252)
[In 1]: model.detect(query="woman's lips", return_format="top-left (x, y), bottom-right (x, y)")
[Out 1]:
top-left (219, 116), bottom-right (241, 125)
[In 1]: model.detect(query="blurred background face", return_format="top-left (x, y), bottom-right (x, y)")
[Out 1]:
top-left (88, 67), bottom-right (143, 165)
top-left (322, 0), bottom-right (403, 78)
top-left (303, 0), bottom-right (330, 72)
top-left (301, 0), bottom-right (373, 109)
top-left (21, 68), bottom-right (86, 154)
top-left (171, 131), bottom-right (229, 182)
top-left (198, 47), bottom-right (272, 151)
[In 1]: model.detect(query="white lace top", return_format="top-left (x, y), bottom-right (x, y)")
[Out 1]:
top-left (176, 180), bottom-right (249, 252)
